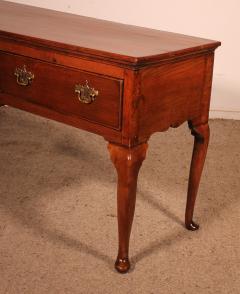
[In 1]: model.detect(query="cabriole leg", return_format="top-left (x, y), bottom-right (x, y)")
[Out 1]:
top-left (108, 142), bottom-right (148, 273)
top-left (185, 122), bottom-right (210, 230)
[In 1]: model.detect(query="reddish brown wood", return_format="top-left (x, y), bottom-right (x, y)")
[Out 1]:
top-left (0, 52), bottom-right (123, 130)
top-left (0, 92), bottom-right (122, 144)
top-left (0, 1), bottom-right (221, 273)
top-left (0, 37), bottom-right (125, 78)
top-left (121, 69), bottom-right (142, 146)
top-left (0, 1), bottom-right (220, 67)
top-left (137, 54), bottom-right (207, 140)
top-left (185, 122), bottom-right (210, 230)
top-left (184, 53), bottom-right (214, 230)
top-left (108, 143), bottom-right (148, 273)
top-left (191, 53), bottom-right (215, 126)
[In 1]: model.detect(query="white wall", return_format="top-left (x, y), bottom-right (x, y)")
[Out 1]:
top-left (9, 0), bottom-right (240, 119)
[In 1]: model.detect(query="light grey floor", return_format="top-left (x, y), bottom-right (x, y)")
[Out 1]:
top-left (0, 107), bottom-right (239, 294)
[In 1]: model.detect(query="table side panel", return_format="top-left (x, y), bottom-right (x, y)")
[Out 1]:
top-left (137, 53), bottom-right (212, 141)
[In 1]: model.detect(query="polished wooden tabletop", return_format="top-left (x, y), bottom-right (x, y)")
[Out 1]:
top-left (0, 1), bottom-right (220, 65)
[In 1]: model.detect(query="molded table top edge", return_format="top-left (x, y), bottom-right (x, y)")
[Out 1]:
top-left (0, 1), bottom-right (221, 67)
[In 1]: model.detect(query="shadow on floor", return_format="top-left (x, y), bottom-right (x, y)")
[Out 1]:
top-left (0, 108), bottom-right (239, 272)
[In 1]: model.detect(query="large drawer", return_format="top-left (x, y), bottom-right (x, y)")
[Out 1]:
top-left (0, 52), bottom-right (123, 130)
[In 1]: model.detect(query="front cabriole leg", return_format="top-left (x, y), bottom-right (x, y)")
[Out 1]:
top-left (108, 142), bottom-right (148, 273)
top-left (185, 121), bottom-right (210, 231)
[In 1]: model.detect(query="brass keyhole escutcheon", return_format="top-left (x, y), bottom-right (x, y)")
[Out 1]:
top-left (75, 80), bottom-right (99, 104)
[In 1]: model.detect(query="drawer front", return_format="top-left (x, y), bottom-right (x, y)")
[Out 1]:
top-left (0, 52), bottom-right (123, 130)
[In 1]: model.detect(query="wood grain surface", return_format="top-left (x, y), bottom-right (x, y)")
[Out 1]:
top-left (0, 1), bottom-right (220, 66)
top-left (0, 52), bottom-right (123, 130)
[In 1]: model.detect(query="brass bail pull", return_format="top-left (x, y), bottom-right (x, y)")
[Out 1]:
top-left (14, 65), bottom-right (34, 86)
top-left (75, 80), bottom-right (99, 104)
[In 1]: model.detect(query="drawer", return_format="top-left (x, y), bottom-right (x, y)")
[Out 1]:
top-left (0, 52), bottom-right (123, 130)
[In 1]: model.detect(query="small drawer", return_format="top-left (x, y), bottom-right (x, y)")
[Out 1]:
top-left (0, 52), bottom-right (123, 130)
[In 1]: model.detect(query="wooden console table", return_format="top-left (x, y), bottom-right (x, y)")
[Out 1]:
top-left (0, 1), bottom-right (220, 273)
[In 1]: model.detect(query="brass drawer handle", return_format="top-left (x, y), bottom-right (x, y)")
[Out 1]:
top-left (14, 65), bottom-right (34, 86)
top-left (75, 80), bottom-right (99, 104)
